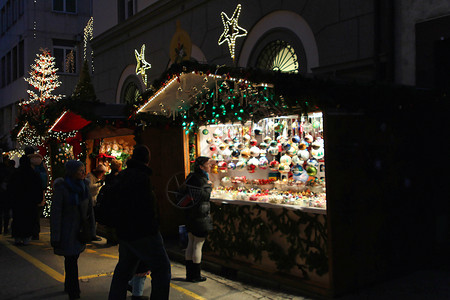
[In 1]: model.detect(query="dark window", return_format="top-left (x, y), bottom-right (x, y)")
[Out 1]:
top-left (1, 56), bottom-right (5, 87)
top-left (12, 0), bottom-right (17, 23)
top-left (18, 40), bottom-right (24, 77)
top-left (6, 51), bottom-right (11, 84)
top-left (6, 0), bottom-right (11, 28)
top-left (12, 45), bottom-right (17, 80)
top-left (127, 0), bottom-right (133, 18)
top-left (53, 0), bottom-right (64, 11)
top-left (54, 46), bottom-right (77, 74)
top-left (66, 0), bottom-right (76, 13)
top-left (18, 0), bottom-right (24, 16)
top-left (416, 16), bottom-right (450, 90)
top-left (53, 0), bottom-right (76, 13)
top-left (1, 7), bottom-right (5, 35)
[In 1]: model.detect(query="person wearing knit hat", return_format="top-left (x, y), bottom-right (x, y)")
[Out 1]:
top-left (50, 160), bottom-right (94, 300)
top-left (86, 163), bottom-right (108, 242)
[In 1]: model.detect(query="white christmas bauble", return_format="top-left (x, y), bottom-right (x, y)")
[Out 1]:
top-left (268, 146), bottom-right (279, 156)
top-left (280, 154), bottom-right (292, 165)
top-left (250, 146), bottom-right (260, 157)
top-left (298, 149), bottom-right (310, 161)
top-left (259, 156), bottom-right (269, 169)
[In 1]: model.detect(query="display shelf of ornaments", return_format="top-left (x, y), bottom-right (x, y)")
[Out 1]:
top-left (199, 114), bottom-right (326, 211)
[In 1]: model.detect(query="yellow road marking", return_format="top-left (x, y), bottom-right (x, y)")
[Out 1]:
top-left (170, 283), bottom-right (207, 300)
top-left (101, 254), bottom-right (119, 259)
top-left (79, 272), bottom-right (113, 280)
top-left (0, 236), bottom-right (206, 300)
top-left (0, 237), bottom-right (65, 283)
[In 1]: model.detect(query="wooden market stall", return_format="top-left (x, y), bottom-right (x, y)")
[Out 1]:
top-left (137, 66), bottom-right (331, 296)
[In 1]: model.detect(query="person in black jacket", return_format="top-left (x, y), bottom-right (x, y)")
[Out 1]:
top-left (8, 155), bottom-right (43, 245)
top-left (108, 145), bottom-right (171, 300)
top-left (184, 156), bottom-right (213, 282)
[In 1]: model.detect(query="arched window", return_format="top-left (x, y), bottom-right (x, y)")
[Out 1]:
top-left (120, 79), bottom-right (141, 104)
top-left (256, 40), bottom-right (299, 73)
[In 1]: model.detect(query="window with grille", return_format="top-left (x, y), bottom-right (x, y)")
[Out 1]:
top-left (256, 40), bottom-right (299, 73)
top-left (122, 81), bottom-right (140, 104)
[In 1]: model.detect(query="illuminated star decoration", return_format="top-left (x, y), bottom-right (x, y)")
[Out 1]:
top-left (135, 44), bottom-right (152, 87)
top-left (218, 4), bottom-right (248, 61)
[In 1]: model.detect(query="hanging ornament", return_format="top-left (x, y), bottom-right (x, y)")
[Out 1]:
top-left (209, 144), bottom-right (217, 152)
top-left (219, 143), bottom-right (227, 151)
top-left (249, 139), bottom-right (258, 147)
top-left (202, 129), bottom-right (209, 135)
top-left (222, 148), bottom-right (232, 160)
top-left (278, 163), bottom-right (290, 173)
top-left (274, 122), bottom-right (284, 133)
top-left (236, 159), bottom-right (246, 170)
top-left (306, 165), bottom-right (317, 176)
top-left (259, 142), bottom-right (268, 150)
top-left (218, 161), bottom-right (228, 173)
top-left (282, 142), bottom-right (291, 151)
top-left (249, 146), bottom-right (260, 157)
top-left (213, 128), bottom-right (223, 138)
top-left (298, 149), bottom-right (310, 161)
top-left (263, 136), bottom-right (272, 144)
top-left (247, 157), bottom-right (259, 173)
top-left (292, 135), bottom-right (301, 143)
top-left (268, 146), bottom-right (279, 156)
top-left (287, 147), bottom-right (297, 157)
top-left (291, 155), bottom-right (301, 165)
top-left (240, 148), bottom-right (251, 159)
top-left (269, 159), bottom-right (280, 171)
top-left (280, 154), bottom-right (292, 166)
top-left (231, 149), bottom-right (240, 158)
top-left (259, 155), bottom-right (269, 169)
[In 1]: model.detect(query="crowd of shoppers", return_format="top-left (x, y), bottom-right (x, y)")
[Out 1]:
top-left (1, 144), bottom-right (214, 300)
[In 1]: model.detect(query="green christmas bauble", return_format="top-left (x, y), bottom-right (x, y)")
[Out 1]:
top-left (202, 129), bottom-right (209, 135)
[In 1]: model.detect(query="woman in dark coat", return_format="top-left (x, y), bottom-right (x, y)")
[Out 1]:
top-left (184, 156), bottom-right (213, 282)
top-left (7, 156), bottom-right (43, 245)
top-left (50, 160), bottom-right (95, 300)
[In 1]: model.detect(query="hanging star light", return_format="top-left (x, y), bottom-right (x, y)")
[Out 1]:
top-left (218, 4), bottom-right (248, 61)
top-left (135, 44), bottom-right (152, 87)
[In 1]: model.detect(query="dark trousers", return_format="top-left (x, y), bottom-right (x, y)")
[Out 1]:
top-left (33, 206), bottom-right (43, 238)
top-left (0, 206), bottom-right (10, 233)
top-left (64, 255), bottom-right (80, 297)
top-left (108, 232), bottom-right (171, 300)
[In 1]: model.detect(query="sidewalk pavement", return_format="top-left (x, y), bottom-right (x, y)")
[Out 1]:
top-left (163, 237), bottom-right (450, 300)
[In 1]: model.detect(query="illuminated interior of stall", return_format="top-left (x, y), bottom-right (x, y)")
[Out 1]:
top-left (86, 135), bottom-right (136, 173)
top-left (198, 112), bottom-right (326, 209)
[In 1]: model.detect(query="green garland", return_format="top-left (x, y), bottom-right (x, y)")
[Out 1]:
top-left (206, 202), bottom-right (328, 279)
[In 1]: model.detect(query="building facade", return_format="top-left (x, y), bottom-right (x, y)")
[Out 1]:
top-left (0, 0), bottom-right (92, 150)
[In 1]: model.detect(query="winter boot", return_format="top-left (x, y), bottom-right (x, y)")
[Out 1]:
top-left (189, 263), bottom-right (206, 282)
top-left (185, 260), bottom-right (194, 281)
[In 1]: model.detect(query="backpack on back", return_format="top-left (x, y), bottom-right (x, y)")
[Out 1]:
top-left (94, 179), bottom-right (120, 227)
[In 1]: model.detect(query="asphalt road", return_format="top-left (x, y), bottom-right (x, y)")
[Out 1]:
top-left (0, 219), bottom-right (311, 300)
